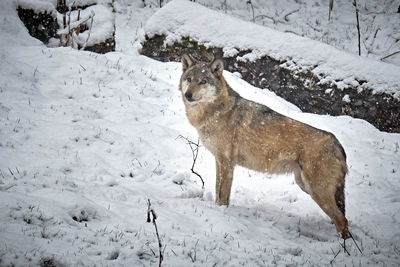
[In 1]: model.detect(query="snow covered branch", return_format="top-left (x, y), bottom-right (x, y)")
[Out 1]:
top-left (58, 7), bottom-right (95, 49)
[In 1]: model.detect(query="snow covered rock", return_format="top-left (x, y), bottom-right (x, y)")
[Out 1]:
top-left (141, 0), bottom-right (400, 133)
top-left (17, 0), bottom-right (115, 53)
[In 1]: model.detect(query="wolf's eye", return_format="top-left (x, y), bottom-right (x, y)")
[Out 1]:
top-left (186, 77), bottom-right (192, 82)
top-left (200, 79), bottom-right (207, 85)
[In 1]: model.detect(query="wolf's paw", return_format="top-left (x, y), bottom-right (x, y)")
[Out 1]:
top-left (215, 199), bottom-right (229, 206)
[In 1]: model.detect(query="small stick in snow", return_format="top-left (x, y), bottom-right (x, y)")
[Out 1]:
top-left (176, 135), bottom-right (204, 188)
top-left (284, 9), bottom-right (299, 22)
top-left (381, 50), bottom-right (400, 61)
top-left (349, 231), bottom-right (363, 254)
top-left (147, 199), bottom-right (163, 267)
top-left (8, 168), bottom-right (16, 179)
top-left (341, 231), bottom-right (363, 256)
top-left (340, 240), bottom-right (351, 256)
top-left (328, 0), bottom-right (334, 21)
top-left (329, 247), bottom-right (340, 265)
top-left (188, 239), bottom-right (199, 263)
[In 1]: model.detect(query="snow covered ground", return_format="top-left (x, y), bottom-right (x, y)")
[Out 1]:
top-left (1, 0), bottom-right (400, 266)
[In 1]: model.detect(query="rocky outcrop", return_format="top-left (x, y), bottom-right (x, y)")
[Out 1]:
top-left (141, 34), bottom-right (400, 133)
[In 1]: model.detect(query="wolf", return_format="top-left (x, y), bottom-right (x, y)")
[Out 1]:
top-left (179, 54), bottom-right (350, 239)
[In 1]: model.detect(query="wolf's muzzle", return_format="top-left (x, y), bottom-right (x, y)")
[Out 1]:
top-left (185, 92), bottom-right (195, 102)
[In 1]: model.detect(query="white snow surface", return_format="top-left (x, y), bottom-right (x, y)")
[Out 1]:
top-left (145, 0), bottom-right (400, 99)
top-left (18, 0), bottom-right (56, 13)
top-left (1, 0), bottom-right (400, 266)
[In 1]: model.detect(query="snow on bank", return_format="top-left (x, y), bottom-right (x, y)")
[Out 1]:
top-left (196, 0), bottom-right (400, 67)
top-left (144, 0), bottom-right (400, 99)
top-left (1, 0), bottom-right (400, 266)
top-left (18, 0), bottom-right (115, 47)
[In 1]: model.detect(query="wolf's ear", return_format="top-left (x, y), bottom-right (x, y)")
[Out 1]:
top-left (182, 54), bottom-right (196, 72)
top-left (211, 59), bottom-right (224, 76)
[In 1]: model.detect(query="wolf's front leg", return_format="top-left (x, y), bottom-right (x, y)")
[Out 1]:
top-left (215, 157), bottom-right (234, 206)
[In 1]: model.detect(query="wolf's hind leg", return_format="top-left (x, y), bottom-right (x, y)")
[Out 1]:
top-left (294, 168), bottom-right (309, 194)
top-left (305, 177), bottom-right (349, 239)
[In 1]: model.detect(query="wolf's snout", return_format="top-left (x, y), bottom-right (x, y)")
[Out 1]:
top-left (185, 92), bottom-right (194, 102)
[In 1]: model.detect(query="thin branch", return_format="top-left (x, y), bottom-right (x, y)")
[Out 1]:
top-left (176, 135), bottom-right (204, 188)
top-left (328, 0), bottom-right (334, 21)
top-left (256, 9), bottom-right (299, 25)
top-left (147, 199), bottom-right (163, 267)
top-left (349, 231), bottom-right (363, 254)
top-left (81, 12), bottom-right (95, 50)
top-left (8, 168), bottom-right (16, 179)
top-left (353, 0), bottom-right (361, 56)
top-left (340, 239), bottom-right (351, 256)
top-left (151, 160), bottom-right (161, 177)
top-left (329, 248), bottom-right (340, 266)
top-left (246, 0), bottom-right (255, 23)
top-left (188, 239), bottom-right (199, 262)
top-left (284, 9), bottom-right (299, 22)
top-left (381, 50), bottom-right (400, 61)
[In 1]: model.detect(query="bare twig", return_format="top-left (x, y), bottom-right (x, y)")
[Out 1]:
top-left (381, 50), bottom-right (400, 61)
top-left (284, 9), bottom-right (299, 22)
top-left (176, 135), bottom-right (204, 188)
top-left (67, 1), bottom-right (75, 47)
top-left (147, 199), bottom-right (163, 267)
top-left (188, 239), bottom-right (199, 262)
top-left (8, 168), bottom-right (16, 179)
top-left (349, 231), bottom-right (363, 254)
top-left (254, 14), bottom-right (275, 23)
top-left (353, 0), bottom-right (361, 56)
top-left (363, 27), bottom-right (380, 55)
top-left (255, 9), bottom-right (298, 25)
top-left (329, 0), bottom-right (334, 21)
top-left (223, 0), bottom-right (227, 14)
top-left (151, 160), bottom-right (161, 177)
top-left (80, 11), bottom-right (95, 51)
top-left (340, 240), bottom-right (351, 256)
top-left (329, 248), bottom-right (340, 266)
top-left (132, 158), bottom-right (143, 168)
top-left (246, 0), bottom-right (255, 23)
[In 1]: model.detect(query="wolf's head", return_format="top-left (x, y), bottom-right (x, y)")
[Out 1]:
top-left (179, 54), bottom-right (227, 105)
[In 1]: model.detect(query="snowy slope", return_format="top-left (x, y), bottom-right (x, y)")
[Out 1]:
top-left (1, 0), bottom-right (400, 266)
top-left (144, 0), bottom-right (400, 99)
